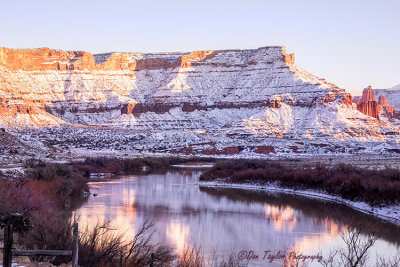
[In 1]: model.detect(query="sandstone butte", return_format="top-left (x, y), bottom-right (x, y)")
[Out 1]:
top-left (0, 46), bottom-right (300, 124)
top-left (1, 45), bottom-right (349, 127)
top-left (353, 85), bottom-right (397, 120)
top-left (0, 47), bottom-right (256, 71)
top-left (1, 45), bottom-right (399, 153)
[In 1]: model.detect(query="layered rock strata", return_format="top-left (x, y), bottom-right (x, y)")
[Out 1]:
top-left (1, 46), bottom-right (400, 155)
top-left (353, 86), bottom-right (398, 120)
top-left (356, 86), bottom-right (380, 120)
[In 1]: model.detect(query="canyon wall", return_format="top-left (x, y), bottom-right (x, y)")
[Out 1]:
top-left (1, 46), bottom-right (348, 127)
top-left (1, 46), bottom-right (399, 155)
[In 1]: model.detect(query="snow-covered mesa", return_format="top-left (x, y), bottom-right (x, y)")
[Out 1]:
top-left (1, 45), bottom-right (400, 156)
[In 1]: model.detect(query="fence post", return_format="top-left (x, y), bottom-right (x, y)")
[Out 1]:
top-left (120, 248), bottom-right (123, 267)
top-left (3, 224), bottom-right (13, 267)
top-left (72, 223), bottom-right (79, 267)
top-left (149, 253), bottom-right (154, 267)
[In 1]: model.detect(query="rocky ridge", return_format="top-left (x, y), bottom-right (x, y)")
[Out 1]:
top-left (1, 46), bottom-right (400, 157)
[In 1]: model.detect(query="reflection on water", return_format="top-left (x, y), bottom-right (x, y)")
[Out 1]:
top-left (75, 170), bottom-right (400, 266)
top-left (264, 204), bottom-right (297, 232)
top-left (166, 221), bottom-right (190, 257)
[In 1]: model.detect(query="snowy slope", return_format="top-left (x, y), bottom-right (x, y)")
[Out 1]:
top-left (1, 46), bottom-right (400, 155)
top-left (375, 84), bottom-right (400, 110)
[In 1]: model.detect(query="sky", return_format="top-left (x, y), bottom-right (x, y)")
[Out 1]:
top-left (1, 0), bottom-right (399, 95)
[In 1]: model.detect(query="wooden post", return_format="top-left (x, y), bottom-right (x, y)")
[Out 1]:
top-left (120, 248), bottom-right (123, 267)
top-left (72, 223), bottom-right (79, 267)
top-left (149, 253), bottom-right (154, 267)
top-left (3, 224), bottom-right (13, 267)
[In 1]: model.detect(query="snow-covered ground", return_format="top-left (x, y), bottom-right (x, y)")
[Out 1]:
top-left (198, 181), bottom-right (400, 226)
top-left (172, 163), bottom-right (215, 168)
top-left (1, 46), bottom-right (400, 158)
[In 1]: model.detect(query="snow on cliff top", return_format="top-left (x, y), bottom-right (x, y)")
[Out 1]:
top-left (390, 84), bottom-right (400, 90)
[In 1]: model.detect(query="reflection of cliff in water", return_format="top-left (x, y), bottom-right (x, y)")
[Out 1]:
top-left (199, 186), bottom-right (400, 245)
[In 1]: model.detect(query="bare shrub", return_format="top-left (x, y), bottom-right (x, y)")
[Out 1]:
top-left (200, 160), bottom-right (400, 205)
top-left (176, 246), bottom-right (248, 267)
top-left (376, 255), bottom-right (400, 267)
top-left (319, 223), bottom-right (378, 267)
top-left (176, 246), bottom-right (206, 267)
top-left (216, 253), bottom-right (248, 267)
top-left (19, 213), bottom-right (74, 265)
top-left (123, 219), bottom-right (174, 267)
top-left (25, 162), bottom-right (89, 210)
top-left (77, 156), bottom-right (215, 177)
top-left (20, 217), bottom-right (174, 267)
top-left (0, 179), bottom-right (53, 218)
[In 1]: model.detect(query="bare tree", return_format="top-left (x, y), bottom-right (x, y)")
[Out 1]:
top-left (124, 218), bottom-right (174, 267)
top-left (320, 227), bottom-right (378, 267)
top-left (376, 255), bottom-right (400, 267)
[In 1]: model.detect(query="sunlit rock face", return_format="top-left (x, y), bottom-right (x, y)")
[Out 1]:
top-left (1, 46), bottom-right (400, 155)
top-left (356, 86), bottom-right (380, 120)
top-left (353, 86), bottom-right (399, 121)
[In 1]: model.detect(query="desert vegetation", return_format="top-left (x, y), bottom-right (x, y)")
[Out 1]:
top-left (2, 157), bottom-right (400, 266)
top-left (318, 220), bottom-right (400, 267)
top-left (200, 159), bottom-right (400, 205)
top-left (0, 156), bottom-right (221, 266)
top-left (76, 156), bottom-right (214, 176)
top-left (18, 218), bottom-right (175, 267)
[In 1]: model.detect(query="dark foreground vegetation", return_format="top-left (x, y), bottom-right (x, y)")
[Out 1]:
top-left (3, 156), bottom-right (247, 267)
top-left (200, 159), bottom-right (400, 206)
top-left (2, 156), bottom-right (400, 266)
top-left (75, 156), bottom-right (214, 176)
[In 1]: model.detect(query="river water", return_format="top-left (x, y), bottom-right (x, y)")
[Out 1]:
top-left (75, 168), bottom-right (400, 266)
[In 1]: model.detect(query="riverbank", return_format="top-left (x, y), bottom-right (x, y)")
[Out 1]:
top-left (3, 156), bottom-right (400, 266)
top-left (0, 157), bottom-right (218, 267)
top-left (198, 159), bottom-right (400, 226)
top-left (198, 180), bottom-right (400, 226)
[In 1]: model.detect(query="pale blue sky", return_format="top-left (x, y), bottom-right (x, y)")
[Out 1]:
top-left (1, 0), bottom-right (399, 95)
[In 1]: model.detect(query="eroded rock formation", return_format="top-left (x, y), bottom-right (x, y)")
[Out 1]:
top-left (354, 86), bottom-right (399, 120)
top-left (378, 95), bottom-right (396, 117)
top-left (356, 86), bottom-right (380, 120)
top-left (1, 45), bottom-right (354, 127)
top-left (1, 45), bottom-right (400, 155)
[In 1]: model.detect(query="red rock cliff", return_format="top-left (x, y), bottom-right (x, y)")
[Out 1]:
top-left (357, 86), bottom-right (379, 120)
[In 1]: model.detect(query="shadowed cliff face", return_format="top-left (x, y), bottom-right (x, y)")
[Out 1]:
top-left (1, 45), bottom-right (400, 155)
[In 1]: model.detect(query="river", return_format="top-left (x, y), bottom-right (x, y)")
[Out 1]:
top-left (75, 168), bottom-right (400, 266)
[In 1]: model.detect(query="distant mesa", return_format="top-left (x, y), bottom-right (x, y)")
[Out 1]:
top-left (0, 46), bottom-right (295, 72)
top-left (2, 45), bottom-right (400, 156)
